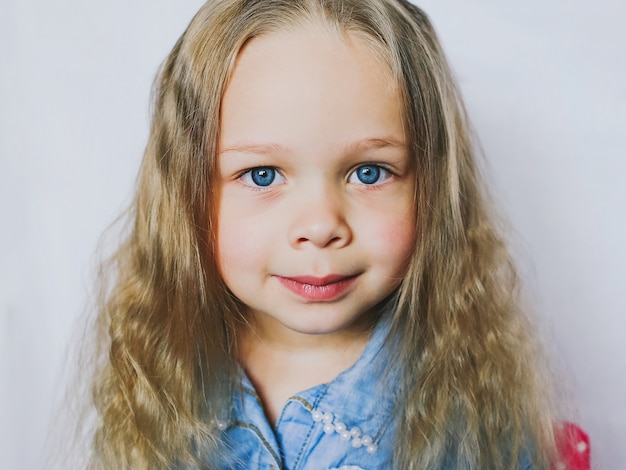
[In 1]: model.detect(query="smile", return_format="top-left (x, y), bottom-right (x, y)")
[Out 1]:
top-left (276, 274), bottom-right (359, 302)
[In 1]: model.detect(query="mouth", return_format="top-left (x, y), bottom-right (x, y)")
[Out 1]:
top-left (275, 274), bottom-right (359, 301)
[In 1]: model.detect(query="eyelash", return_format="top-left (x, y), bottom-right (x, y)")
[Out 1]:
top-left (238, 164), bottom-right (393, 189)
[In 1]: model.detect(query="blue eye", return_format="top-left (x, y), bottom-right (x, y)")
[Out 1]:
top-left (349, 165), bottom-right (390, 185)
top-left (250, 168), bottom-right (275, 186)
top-left (241, 167), bottom-right (285, 187)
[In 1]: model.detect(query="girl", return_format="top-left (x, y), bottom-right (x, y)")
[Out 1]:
top-left (86, 0), bottom-right (556, 468)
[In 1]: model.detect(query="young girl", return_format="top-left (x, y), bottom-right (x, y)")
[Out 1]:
top-left (86, 0), bottom-right (556, 468)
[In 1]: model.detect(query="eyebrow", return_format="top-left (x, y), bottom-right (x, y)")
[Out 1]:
top-left (219, 143), bottom-right (286, 157)
top-left (219, 137), bottom-right (406, 157)
top-left (342, 137), bottom-right (406, 154)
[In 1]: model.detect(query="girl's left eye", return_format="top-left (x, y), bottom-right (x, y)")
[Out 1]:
top-left (348, 165), bottom-right (391, 185)
top-left (240, 167), bottom-right (285, 188)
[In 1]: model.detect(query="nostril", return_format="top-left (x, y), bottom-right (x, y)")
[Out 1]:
top-left (297, 235), bottom-right (342, 244)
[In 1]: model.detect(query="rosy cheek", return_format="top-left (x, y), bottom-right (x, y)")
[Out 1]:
top-left (216, 216), bottom-right (245, 276)
top-left (217, 211), bottom-right (268, 277)
top-left (379, 217), bottom-right (416, 265)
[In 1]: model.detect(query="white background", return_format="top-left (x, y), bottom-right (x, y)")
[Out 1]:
top-left (1, 1), bottom-right (624, 468)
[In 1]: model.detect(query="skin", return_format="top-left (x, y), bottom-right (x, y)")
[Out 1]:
top-left (216, 23), bottom-right (416, 423)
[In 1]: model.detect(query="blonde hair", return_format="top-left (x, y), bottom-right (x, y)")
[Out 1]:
top-left (88, 1), bottom-right (555, 468)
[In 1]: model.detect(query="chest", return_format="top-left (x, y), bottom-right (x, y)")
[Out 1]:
top-left (219, 386), bottom-right (397, 470)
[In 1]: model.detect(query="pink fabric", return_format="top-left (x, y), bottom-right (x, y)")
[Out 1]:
top-left (553, 422), bottom-right (590, 470)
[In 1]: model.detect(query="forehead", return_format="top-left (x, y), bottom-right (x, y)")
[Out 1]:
top-left (219, 23), bottom-right (405, 154)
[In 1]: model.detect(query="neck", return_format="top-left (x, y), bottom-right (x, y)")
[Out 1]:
top-left (237, 312), bottom-right (376, 424)
top-left (241, 305), bottom-right (378, 352)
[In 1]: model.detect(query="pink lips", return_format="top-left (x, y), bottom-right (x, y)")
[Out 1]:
top-left (276, 274), bottom-right (358, 301)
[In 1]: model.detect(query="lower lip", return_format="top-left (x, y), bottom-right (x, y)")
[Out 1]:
top-left (277, 276), bottom-right (358, 301)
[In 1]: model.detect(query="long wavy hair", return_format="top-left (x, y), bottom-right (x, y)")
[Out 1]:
top-left (87, 0), bottom-right (556, 468)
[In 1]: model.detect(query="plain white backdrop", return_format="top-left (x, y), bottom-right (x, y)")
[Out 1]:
top-left (1, 0), bottom-right (624, 468)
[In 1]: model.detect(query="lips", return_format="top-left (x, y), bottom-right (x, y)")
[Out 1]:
top-left (276, 274), bottom-right (359, 301)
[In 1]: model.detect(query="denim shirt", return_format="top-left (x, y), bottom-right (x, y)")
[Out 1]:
top-left (214, 317), bottom-right (534, 470)
top-left (217, 316), bottom-right (399, 470)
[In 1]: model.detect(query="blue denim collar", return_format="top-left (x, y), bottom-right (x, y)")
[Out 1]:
top-left (226, 313), bottom-right (399, 468)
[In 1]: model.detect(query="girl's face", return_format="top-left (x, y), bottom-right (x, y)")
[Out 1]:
top-left (217, 24), bottom-right (416, 343)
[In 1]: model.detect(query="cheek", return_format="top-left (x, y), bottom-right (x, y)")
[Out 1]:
top-left (216, 200), bottom-right (274, 289)
top-left (377, 215), bottom-right (417, 272)
top-left (216, 207), bottom-right (250, 280)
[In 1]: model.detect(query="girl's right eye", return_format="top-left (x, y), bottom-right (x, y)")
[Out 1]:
top-left (240, 167), bottom-right (285, 188)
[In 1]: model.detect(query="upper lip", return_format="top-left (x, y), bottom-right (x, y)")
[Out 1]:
top-left (279, 274), bottom-right (358, 286)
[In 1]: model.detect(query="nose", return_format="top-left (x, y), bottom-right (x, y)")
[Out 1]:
top-left (287, 189), bottom-right (352, 249)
